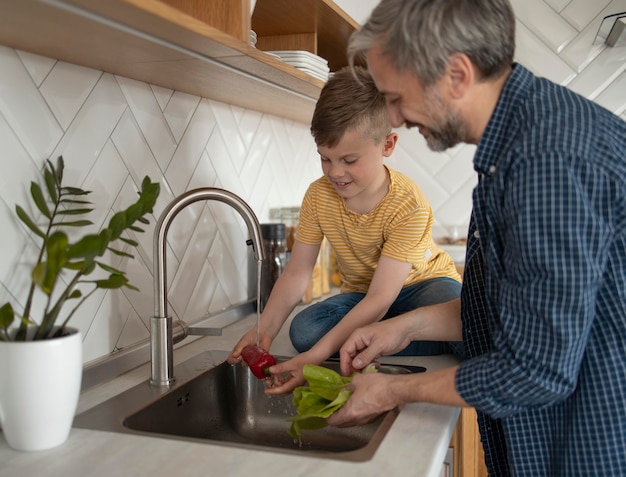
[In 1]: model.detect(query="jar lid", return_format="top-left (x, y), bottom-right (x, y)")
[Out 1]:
top-left (261, 223), bottom-right (286, 240)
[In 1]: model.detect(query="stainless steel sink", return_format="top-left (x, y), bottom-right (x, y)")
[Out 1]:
top-left (74, 350), bottom-right (424, 462)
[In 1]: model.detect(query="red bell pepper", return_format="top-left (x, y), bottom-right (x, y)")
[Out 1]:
top-left (241, 345), bottom-right (276, 379)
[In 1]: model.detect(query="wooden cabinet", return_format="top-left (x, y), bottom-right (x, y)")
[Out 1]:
top-left (0, 0), bottom-right (358, 123)
top-left (449, 408), bottom-right (489, 477)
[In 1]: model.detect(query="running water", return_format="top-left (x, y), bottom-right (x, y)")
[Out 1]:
top-left (255, 258), bottom-right (263, 346)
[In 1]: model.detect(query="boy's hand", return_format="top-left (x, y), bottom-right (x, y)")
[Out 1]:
top-left (264, 353), bottom-right (314, 395)
top-left (227, 327), bottom-right (272, 365)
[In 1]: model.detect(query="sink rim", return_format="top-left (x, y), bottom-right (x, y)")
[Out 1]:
top-left (73, 350), bottom-right (418, 462)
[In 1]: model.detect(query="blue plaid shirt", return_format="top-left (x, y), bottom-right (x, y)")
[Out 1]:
top-left (456, 64), bottom-right (626, 476)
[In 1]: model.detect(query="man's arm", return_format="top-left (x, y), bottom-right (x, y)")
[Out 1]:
top-left (339, 298), bottom-right (462, 374)
top-left (327, 366), bottom-right (468, 427)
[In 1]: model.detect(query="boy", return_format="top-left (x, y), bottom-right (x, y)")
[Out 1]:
top-left (228, 66), bottom-right (461, 394)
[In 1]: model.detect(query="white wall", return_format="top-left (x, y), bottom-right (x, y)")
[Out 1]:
top-left (1, 0), bottom-right (625, 364)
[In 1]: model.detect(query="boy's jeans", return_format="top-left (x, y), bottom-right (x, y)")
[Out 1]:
top-left (289, 277), bottom-right (463, 356)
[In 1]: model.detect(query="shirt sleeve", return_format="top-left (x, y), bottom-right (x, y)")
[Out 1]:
top-left (456, 149), bottom-right (613, 418)
top-left (380, 202), bottom-right (431, 263)
top-left (295, 182), bottom-right (324, 245)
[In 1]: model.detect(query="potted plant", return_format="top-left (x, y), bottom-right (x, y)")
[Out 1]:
top-left (0, 156), bottom-right (159, 451)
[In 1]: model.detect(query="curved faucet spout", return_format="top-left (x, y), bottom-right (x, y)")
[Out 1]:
top-left (150, 188), bottom-right (265, 386)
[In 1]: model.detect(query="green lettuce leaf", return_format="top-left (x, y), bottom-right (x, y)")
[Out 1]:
top-left (288, 364), bottom-right (354, 438)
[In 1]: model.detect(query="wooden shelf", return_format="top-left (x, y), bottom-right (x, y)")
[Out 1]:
top-left (252, 0), bottom-right (359, 72)
top-left (0, 0), bottom-right (358, 124)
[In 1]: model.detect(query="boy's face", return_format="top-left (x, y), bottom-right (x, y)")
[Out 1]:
top-left (317, 129), bottom-right (394, 201)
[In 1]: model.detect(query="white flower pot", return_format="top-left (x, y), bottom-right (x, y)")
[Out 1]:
top-left (0, 327), bottom-right (82, 451)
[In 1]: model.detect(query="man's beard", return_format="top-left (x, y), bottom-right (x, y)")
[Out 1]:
top-left (420, 87), bottom-right (467, 152)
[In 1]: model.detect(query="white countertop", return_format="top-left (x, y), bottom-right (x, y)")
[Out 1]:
top-left (0, 309), bottom-right (460, 477)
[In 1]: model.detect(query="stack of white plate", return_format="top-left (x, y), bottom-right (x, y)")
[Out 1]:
top-left (266, 50), bottom-right (330, 81)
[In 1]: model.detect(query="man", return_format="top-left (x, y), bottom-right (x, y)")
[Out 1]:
top-left (327, 1), bottom-right (626, 476)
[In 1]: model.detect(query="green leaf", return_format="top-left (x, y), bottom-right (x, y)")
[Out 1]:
top-left (287, 365), bottom-right (355, 438)
top-left (123, 282), bottom-right (140, 292)
top-left (53, 219), bottom-right (93, 227)
top-left (30, 182), bottom-right (51, 219)
top-left (107, 247), bottom-right (134, 258)
top-left (61, 186), bottom-right (90, 196)
top-left (37, 231), bottom-right (68, 294)
top-left (44, 166), bottom-right (58, 204)
top-left (58, 208), bottom-right (94, 216)
top-left (60, 199), bottom-right (92, 205)
top-left (129, 225), bottom-right (144, 233)
top-left (54, 156), bottom-right (64, 185)
top-left (287, 416), bottom-right (327, 439)
top-left (16, 205), bottom-right (45, 238)
top-left (67, 232), bottom-right (109, 260)
top-left (64, 260), bottom-right (87, 271)
top-left (120, 237), bottom-right (139, 247)
top-left (0, 302), bottom-right (15, 330)
top-left (95, 274), bottom-right (128, 289)
top-left (68, 290), bottom-right (82, 299)
top-left (107, 210), bottom-right (128, 240)
top-left (96, 262), bottom-right (124, 275)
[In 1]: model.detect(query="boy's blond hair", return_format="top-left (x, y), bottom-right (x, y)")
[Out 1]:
top-left (310, 66), bottom-right (391, 148)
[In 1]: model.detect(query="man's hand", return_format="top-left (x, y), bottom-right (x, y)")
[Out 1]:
top-left (326, 372), bottom-right (403, 427)
top-left (339, 316), bottom-right (413, 375)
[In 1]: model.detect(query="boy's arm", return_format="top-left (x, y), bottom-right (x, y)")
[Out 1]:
top-left (266, 255), bottom-right (415, 394)
top-left (227, 240), bottom-right (320, 363)
top-left (306, 255), bottom-right (413, 360)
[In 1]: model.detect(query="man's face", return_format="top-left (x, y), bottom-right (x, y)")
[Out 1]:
top-left (366, 45), bottom-right (467, 152)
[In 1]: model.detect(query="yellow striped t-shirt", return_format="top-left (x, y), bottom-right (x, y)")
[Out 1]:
top-left (296, 166), bottom-right (460, 293)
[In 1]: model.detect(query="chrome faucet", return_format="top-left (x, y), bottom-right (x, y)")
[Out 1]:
top-left (150, 188), bottom-right (265, 386)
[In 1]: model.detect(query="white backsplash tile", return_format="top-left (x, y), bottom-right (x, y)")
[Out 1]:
top-left (543, 0), bottom-right (573, 13)
top-left (51, 73), bottom-right (127, 186)
top-left (0, 114), bottom-right (42, 211)
top-left (567, 45), bottom-right (626, 98)
top-left (116, 76), bottom-right (177, 170)
top-left (115, 307), bottom-right (149, 352)
top-left (79, 140), bottom-right (129, 235)
top-left (594, 71), bottom-right (626, 114)
top-left (163, 90), bottom-right (201, 143)
top-left (511, 0), bottom-right (578, 52)
top-left (515, 21), bottom-right (577, 85)
top-left (39, 61), bottom-right (101, 131)
top-left (168, 206), bottom-right (217, 319)
top-left (559, 0), bottom-right (626, 71)
top-left (16, 50), bottom-right (57, 87)
top-left (1, 0), bottom-right (625, 367)
top-left (0, 46), bottom-right (63, 160)
top-left (164, 99), bottom-right (217, 194)
top-left (182, 261), bottom-right (220, 323)
top-left (561, 0), bottom-right (612, 31)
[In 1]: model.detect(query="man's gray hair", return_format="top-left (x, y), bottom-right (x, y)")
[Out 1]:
top-left (348, 0), bottom-right (516, 86)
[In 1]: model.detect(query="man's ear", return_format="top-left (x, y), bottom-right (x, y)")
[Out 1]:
top-left (445, 53), bottom-right (474, 99)
top-left (382, 132), bottom-right (398, 157)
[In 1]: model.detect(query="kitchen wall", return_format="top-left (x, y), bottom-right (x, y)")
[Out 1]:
top-left (1, 0), bottom-right (625, 365)
top-left (0, 46), bottom-right (322, 364)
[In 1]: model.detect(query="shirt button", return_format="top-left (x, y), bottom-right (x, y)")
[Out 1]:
top-left (474, 230), bottom-right (480, 238)
top-left (489, 165), bottom-right (496, 173)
